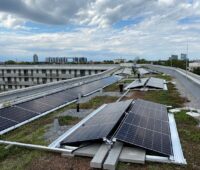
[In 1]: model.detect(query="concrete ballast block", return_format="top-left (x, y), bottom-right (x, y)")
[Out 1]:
top-left (103, 142), bottom-right (123, 170)
top-left (73, 144), bottom-right (101, 157)
top-left (119, 147), bottom-right (146, 164)
top-left (90, 144), bottom-right (110, 169)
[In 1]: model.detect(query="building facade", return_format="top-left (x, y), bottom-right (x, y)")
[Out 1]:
top-left (46, 57), bottom-right (68, 64)
top-left (0, 64), bottom-right (113, 91)
top-left (45, 57), bottom-right (87, 64)
top-left (170, 55), bottom-right (178, 60)
top-left (113, 59), bottom-right (126, 64)
top-left (189, 61), bottom-right (200, 71)
top-left (33, 54), bottom-right (39, 63)
top-left (181, 53), bottom-right (187, 60)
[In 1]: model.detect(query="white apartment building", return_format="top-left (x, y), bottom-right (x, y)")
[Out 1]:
top-left (189, 61), bottom-right (200, 71)
top-left (0, 64), bottom-right (116, 91)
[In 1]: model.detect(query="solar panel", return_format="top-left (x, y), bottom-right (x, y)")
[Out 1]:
top-left (138, 68), bottom-right (150, 75)
top-left (0, 117), bottom-right (17, 131)
top-left (0, 76), bottom-right (119, 134)
top-left (0, 106), bottom-right (38, 123)
top-left (80, 76), bottom-right (119, 96)
top-left (146, 77), bottom-right (165, 89)
top-left (123, 68), bottom-right (132, 75)
top-left (61, 100), bottom-right (132, 145)
top-left (36, 94), bottom-right (67, 107)
top-left (115, 99), bottom-right (172, 156)
top-left (17, 99), bottom-right (54, 113)
top-left (125, 78), bottom-right (148, 90)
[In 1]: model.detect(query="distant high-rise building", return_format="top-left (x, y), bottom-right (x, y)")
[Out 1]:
top-left (45, 57), bottom-right (87, 64)
top-left (78, 57), bottom-right (87, 63)
top-left (71, 57), bottom-right (87, 63)
top-left (33, 54), bottom-right (38, 63)
top-left (170, 55), bottom-right (178, 60)
top-left (113, 59), bottom-right (126, 63)
top-left (46, 57), bottom-right (68, 64)
top-left (181, 53), bottom-right (187, 60)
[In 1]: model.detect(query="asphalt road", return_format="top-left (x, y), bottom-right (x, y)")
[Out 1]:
top-left (148, 66), bottom-right (200, 109)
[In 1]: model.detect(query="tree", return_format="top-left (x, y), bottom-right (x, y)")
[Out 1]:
top-left (193, 67), bottom-right (200, 75)
top-left (5, 60), bottom-right (16, 64)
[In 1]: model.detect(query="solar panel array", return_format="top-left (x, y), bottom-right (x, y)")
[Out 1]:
top-left (0, 76), bottom-right (119, 133)
top-left (124, 78), bottom-right (149, 90)
top-left (125, 77), bottom-right (165, 90)
top-left (61, 100), bottom-right (132, 145)
top-left (115, 99), bottom-right (172, 156)
top-left (146, 77), bottom-right (165, 89)
top-left (138, 68), bottom-right (150, 75)
top-left (114, 68), bottom-right (132, 76)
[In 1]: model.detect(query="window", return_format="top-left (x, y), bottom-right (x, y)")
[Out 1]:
top-left (61, 70), bottom-right (66, 74)
top-left (42, 78), bottom-right (46, 84)
top-left (42, 70), bottom-right (46, 74)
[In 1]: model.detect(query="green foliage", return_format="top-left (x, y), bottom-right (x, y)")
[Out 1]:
top-left (102, 60), bottom-right (114, 64)
top-left (142, 83), bottom-right (186, 107)
top-left (58, 115), bottom-right (80, 126)
top-left (193, 67), bottom-right (200, 75)
top-left (175, 111), bottom-right (198, 126)
top-left (154, 59), bottom-right (188, 70)
top-left (137, 58), bottom-right (150, 64)
top-left (154, 74), bottom-right (172, 81)
top-left (175, 111), bottom-right (200, 143)
top-left (78, 96), bottom-right (118, 109)
top-left (103, 83), bottom-right (120, 92)
top-left (4, 60), bottom-right (16, 64)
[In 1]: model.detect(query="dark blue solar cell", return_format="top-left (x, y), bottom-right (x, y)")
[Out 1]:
top-left (0, 76), bottom-right (119, 134)
top-left (0, 106), bottom-right (38, 123)
top-left (61, 100), bottom-right (131, 145)
top-left (17, 99), bottom-right (54, 113)
top-left (0, 117), bottom-right (17, 131)
top-left (115, 99), bottom-right (172, 156)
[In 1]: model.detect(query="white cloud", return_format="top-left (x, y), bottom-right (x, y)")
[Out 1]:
top-left (0, 12), bottom-right (25, 29)
top-left (158, 0), bottom-right (175, 6)
top-left (0, 0), bottom-right (200, 60)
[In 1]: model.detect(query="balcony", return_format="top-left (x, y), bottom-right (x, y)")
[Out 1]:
top-left (4, 73), bottom-right (19, 77)
top-left (0, 80), bottom-right (5, 85)
top-left (19, 81), bottom-right (35, 86)
top-left (33, 73), bottom-right (46, 78)
top-left (46, 73), bottom-right (58, 78)
top-left (59, 74), bottom-right (74, 79)
top-left (18, 73), bottom-right (33, 77)
top-left (5, 81), bottom-right (19, 85)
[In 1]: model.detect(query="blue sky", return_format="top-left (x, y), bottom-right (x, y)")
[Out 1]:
top-left (0, 0), bottom-right (200, 62)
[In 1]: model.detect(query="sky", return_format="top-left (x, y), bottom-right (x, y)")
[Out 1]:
top-left (0, 0), bottom-right (200, 61)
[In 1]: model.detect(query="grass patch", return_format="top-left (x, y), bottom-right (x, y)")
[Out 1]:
top-left (58, 115), bottom-right (80, 126)
top-left (154, 74), bottom-right (172, 81)
top-left (80, 96), bottom-right (118, 109)
top-left (121, 79), bottom-right (134, 84)
top-left (129, 82), bottom-right (187, 107)
top-left (175, 111), bottom-right (200, 143)
top-left (0, 146), bottom-right (44, 170)
top-left (175, 111), bottom-right (199, 126)
top-left (103, 83), bottom-right (119, 92)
